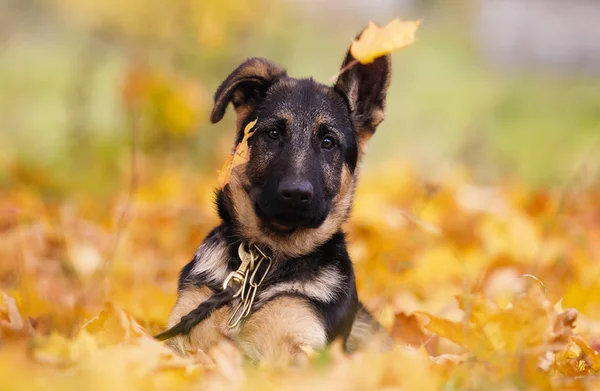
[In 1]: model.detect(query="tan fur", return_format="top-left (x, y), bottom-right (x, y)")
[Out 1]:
top-left (189, 239), bottom-right (229, 285)
top-left (232, 81), bottom-right (294, 128)
top-left (227, 164), bottom-right (355, 258)
top-left (168, 287), bottom-right (327, 365)
top-left (258, 265), bottom-right (344, 304)
top-left (276, 78), bottom-right (299, 89)
top-left (335, 53), bottom-right (391, 153)
top-left (174, 50), bottom-right (392, 360)
top-left (312, 112), bottom-right (335, 132)
top-left (235, 296), bottom-right (326, 365)
top-left (357, 131), bottom-right (374, 157)
top-left (232, 58), bottom-right (287, 85)
top-left (167, 164), bottom-right (380, 360)
top-left (166, 286), bottom-right (231, 354)
top-left (233, 104), bottom-right (253, 130)
top-left (211, 58), bottom-right (287, 124)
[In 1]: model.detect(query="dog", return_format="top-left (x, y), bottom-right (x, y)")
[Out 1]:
top-left (164, 36), bottom-right (393, 365)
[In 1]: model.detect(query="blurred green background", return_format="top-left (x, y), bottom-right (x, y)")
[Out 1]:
top-left (2, 0), bottom-right (599, 199)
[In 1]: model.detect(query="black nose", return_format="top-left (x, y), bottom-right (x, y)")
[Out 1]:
top-left (278, 179), bottom-right (314, 206)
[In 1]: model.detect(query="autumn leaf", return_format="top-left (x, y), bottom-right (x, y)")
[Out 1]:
top-left (31, 331), bottom-right (96, 366)
top-left (216, 119), bottom-right (258, 189)
top-left (417, 311), bottom-right (496, 357)
top-left (549, 308), bottom-right (578, 348)
top-left (572, 335), bottom-right (600, 372)
top-left (390, 312), bottom-right (438, 355)
top-left (2, 87), bottom-right (600, 388)
top-left (0, 292), bottom-right (29, 337)
top-left (350, 18), bottom-right (422, 64)
top-left (81, 302), bottom-right (149, 345)
top-left (3, 157), bottom-right (600, 389)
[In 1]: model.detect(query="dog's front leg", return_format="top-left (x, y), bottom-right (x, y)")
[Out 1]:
top-left (235, 296), bottom-right (327, 366)
top-left (166, 286), bottom-right (231, 354)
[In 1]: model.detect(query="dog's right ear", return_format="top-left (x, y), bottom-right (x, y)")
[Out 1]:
top-left (210, 57), bottom-right (287, 125)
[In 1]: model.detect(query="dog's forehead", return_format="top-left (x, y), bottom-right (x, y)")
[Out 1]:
top-left (263, 78), bottom-right (349, 126)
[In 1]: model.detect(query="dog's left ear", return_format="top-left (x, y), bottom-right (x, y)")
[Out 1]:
top-left (210, 57), bottom-right (287, 125)
top-left (334, 48), bottom-right (391, 143)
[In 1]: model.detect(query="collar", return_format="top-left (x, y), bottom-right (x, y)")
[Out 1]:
top-left (223, 242), bottom-right (272, 328)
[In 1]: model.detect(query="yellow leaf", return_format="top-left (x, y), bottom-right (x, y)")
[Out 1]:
top-left (572, 335), bottom-right (600, 372)
top-left (350, 18), bottom-right (421, 64)
top-left (216, 119), bottom-right (258, 189)
top-left (216, 153), bottom-right (234, 190)
top-left (0, 292), bottom-right (27, 336)
top-left (417, 311), bottom-right (495, 357)
top-left (31, 331), bottom-right (97, 366)
top-left (457, 293), bottom-right (499, 326)
top-left (81, 302), bottom-right (148, 345)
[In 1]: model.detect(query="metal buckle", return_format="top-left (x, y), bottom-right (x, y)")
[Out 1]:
top-left (222, 244), bottom-right (254, 298)
top-left (223, 243), bottom-right (272, 328)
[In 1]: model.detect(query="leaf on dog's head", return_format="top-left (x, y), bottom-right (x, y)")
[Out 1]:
top-left (217, 119), bottom-right (258, 190)
top-left (351, 18), bottom-right (421, 64)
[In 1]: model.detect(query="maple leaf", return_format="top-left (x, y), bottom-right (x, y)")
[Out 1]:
top-left (417, 310), bottom-right (496, 357)
top-left (390, 312), bottom-right (438, 355)
top-left (350, 18), bottom-right (422, 64)
top-left (216, 119), bottom-right (258, 189)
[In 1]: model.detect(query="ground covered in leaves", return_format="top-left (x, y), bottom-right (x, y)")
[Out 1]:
top-left (2, 161), bottom-right (600, 390)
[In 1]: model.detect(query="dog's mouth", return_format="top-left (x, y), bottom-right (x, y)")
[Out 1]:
top-left (251, 191), bottom-right (329, 233)
top-left (254, 202), bottom-right (322, 231)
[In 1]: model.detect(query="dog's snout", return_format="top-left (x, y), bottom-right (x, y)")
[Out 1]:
top-left (278, 179), bottom-right (314, 206)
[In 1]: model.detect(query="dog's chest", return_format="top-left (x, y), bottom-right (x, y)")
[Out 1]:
top-left (188, 238), bottom-right (344, 306)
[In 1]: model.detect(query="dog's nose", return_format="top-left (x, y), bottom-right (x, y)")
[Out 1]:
top-left (278, 179), bottom-right (314, 206)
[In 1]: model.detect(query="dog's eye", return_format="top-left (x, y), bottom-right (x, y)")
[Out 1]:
top-left (321, 136), bottom-right (335, 150)
top-left (268, 129), bottom-right (280, 140)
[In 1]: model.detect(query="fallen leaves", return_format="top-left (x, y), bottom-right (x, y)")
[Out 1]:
top-left (411, 285), bottom-right (590, 389)
top-left (0, 292), bottom-right (29, 337)
top-left (390, 312), bottom-right (437, 354)
top-left (81, 302), bottom-right (149, 345)
top-left (216, 119), bottom-right (258, 189)
top-left (350, 18), bottom-right (421, 64)
top-left (28, 301), bottom-right (203, 389)
top-left (2, 159), bottom-right (600, 390)
top-left (421, 287), bottom-right (573, 355)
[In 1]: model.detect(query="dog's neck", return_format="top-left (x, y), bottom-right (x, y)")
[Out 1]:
top-left (215, 188), bottom-right (345, 259)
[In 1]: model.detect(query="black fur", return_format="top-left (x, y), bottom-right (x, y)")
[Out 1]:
top-left (169, 39), bottom-right (392, 356)
top-left (238, 78), bottom-right (357, 230)
top-left (178, 216), bottom-right (358, 346)
top-left (156, 286), bottom-right (235, 341)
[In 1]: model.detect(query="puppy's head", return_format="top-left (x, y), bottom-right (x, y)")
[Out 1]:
top-left (213, 45), bottom-right (391, 257)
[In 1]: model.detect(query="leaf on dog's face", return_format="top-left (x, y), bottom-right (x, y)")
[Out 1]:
top-left (350, 18), bottom-right (421, 64)
top-left (216, 119), bottom-right (258, 190)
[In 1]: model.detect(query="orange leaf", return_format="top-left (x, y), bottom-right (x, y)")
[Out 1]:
top-left (216, 119), bottom-right (258, 189)
top-left (350, 18), bottom-right (421, 64)
top-left (416, 311), bottom-right (495, 356)
top-left (80, 302), bottom-right (148, 345)
top-left (390, 312), bottom-right (437, 354)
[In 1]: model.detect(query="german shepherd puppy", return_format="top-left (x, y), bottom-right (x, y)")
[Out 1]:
top-left (166, 40), bottom-right (392, 364)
